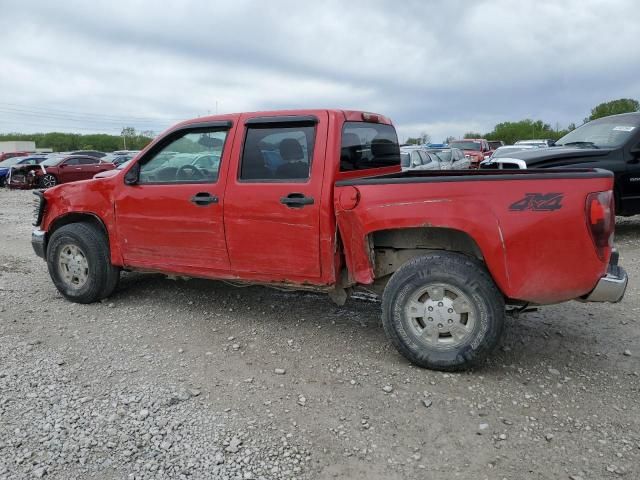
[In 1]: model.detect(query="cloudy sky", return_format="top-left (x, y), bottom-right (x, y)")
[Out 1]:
top-left (1, 0), bottom-right (639, 143)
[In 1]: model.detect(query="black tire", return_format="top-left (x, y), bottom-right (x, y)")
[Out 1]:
top-left (381, 252), bottom-right (505, 371)
top-left (46, 223), bottom-right (120, 303)
top-left (40, 174), bottom-right (57, 188)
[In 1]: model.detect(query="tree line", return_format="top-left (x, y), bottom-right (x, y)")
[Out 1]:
top-left (406, 98), bottom-right (640, 145)
top-left (0, 127), bottom-right (154, 152)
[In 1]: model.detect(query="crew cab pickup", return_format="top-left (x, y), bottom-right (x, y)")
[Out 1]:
top-left (480, 113), bottom-right (640, 216)
top-left (31, 109), bottom-right (628, 371)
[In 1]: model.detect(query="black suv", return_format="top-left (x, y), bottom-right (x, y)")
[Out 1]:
top-left (481, 113), bottom-right (640, 215)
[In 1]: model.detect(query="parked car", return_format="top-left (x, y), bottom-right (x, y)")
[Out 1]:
top-left (0, 151), bottom-right (30, 162)
top-left (8, 155), bottom-right (115, 189)
top-left (0, 155), bottom-right (46, 186)
top-left (31, 109), bottom-right (626, 371)
top-left (426, 147), bottom-right (470, 169)
top-left (448, 139), bottom-right (492, 168)
top-left (487, 140), bottom-right (505, 151)
top-left (400, 146), bottom-right (441, 171)
top-left (68, 150), bottom-right (107, 158)
top-left (515, 139), bottom-right (555, 147)
top-left (480, 145), bottom-right (542, 169)
top-left (480, 112), bottom-right (640, 215)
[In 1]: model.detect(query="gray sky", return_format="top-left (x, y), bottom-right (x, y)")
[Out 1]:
top-left (1, 0), bottom-right (638, 142)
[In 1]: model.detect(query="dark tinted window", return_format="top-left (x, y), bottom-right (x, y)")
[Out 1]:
top-left (340, 122), bottom-right (400, 171)
top-left (64, 158), bottom-right (80, 166)
top-left (79, 157), bottom-right (98, 165)
top-left (240, 124), bottom-right (315, 181)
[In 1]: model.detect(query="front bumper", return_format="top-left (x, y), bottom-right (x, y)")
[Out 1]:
top-left (581, 251), bottom-right (627, 303)
top-left (32, 229), bottom-right (46, 259)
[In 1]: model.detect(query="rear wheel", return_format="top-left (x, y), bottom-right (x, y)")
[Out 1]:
top-left (40, 174), bottom-right (57, 188)
top-left (382, 252), bottom-right (505, 371)
top-left (46, 223), bottom-right (120, 303)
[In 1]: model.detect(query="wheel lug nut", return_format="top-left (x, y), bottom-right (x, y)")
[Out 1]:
top-left (428, 306), bottom-right (433, 311)
top-left (438, 302), bottom-right (443, 307)
top-left (438, 323), bottom-right (443, 328)
top-left (428, 317), bottom-right (433, 321)
top-left (448, 308), bottom-right (453, 313)
top-left (448, 319), bottom-right (453, 324)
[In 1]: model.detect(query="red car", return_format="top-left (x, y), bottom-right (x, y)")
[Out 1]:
top-left (31, 109), bottom-right (626, 371)
top-left (9, 155), bottom-right (115, 189)
top-left (0, 151), bottom-right (30, 162)
top-left (448, 139), bottom-right (492, 168)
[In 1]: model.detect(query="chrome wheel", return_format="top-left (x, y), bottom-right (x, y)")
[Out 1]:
top-left (42, 174), bottom-right (57, 188)
top-left (57, 244), bottom-right (89, 289)
top-left (405, 283), bottom-right (476, 349)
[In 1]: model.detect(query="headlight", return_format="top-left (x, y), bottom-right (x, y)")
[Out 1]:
top-left (33, 191), bottom-right (46, 226)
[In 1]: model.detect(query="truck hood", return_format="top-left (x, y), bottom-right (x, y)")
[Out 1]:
top-left (500, 146), bottom-right (612, 168)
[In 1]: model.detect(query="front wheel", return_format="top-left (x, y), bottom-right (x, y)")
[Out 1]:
top-left (382, 252), bottom-right (505, 371)
top-left (46, 223), bottom-right (120, 303)
top-left (40, 174), bottom-right (57, 188)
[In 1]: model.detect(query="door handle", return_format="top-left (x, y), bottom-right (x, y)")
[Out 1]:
top-left (190, 192), bottom-right (219, 206)
top-left (280, 193), bottom-right (314, 208)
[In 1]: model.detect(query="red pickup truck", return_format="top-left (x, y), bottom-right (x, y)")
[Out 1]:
top-left (31, 109), bottom-right (627, 371)
top-left (448, 138), bottom-right (492, 168)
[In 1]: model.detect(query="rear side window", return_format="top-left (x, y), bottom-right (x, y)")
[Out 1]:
top-left (340, 122), bottom-right (400, 171)
top-left (240, 125), bottom-right (315, 181)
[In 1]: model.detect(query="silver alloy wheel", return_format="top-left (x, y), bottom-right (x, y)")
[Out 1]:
top-left (42, 174), bottom-right (57, 188)
top-left (58, 244), bottom-right (89, 289)
top-left (405, 283), bottom-right (476, 349)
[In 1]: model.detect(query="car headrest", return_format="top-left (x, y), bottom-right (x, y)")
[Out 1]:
top-left (279, 139), bottom-right (304, 161)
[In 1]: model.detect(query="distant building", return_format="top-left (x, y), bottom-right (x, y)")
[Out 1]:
top-left (0, 141), bottom-right (36, 153)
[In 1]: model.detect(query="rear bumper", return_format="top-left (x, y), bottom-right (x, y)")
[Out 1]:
top-left (580, 251), bottom-right (627, 303)
top-left (32, 229), bottom-right (46, 259)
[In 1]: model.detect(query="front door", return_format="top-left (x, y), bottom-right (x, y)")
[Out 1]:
top-left (114, 123), bottom-right (234, 273)
top-left (223, 113), bottom-right (327, 280)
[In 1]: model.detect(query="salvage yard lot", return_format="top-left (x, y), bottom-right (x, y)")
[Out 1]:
top-left (0, 188), bottom-right (639, 479)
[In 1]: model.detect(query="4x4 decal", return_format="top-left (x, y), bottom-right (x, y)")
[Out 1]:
top-left (509, 193), bottom-right (564, 211)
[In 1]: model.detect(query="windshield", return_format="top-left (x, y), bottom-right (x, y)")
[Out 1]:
top-left (450, 141), bottom-right (481, 151)
top-left (0, 156), bottom-right (27, 167)
top-left (556, 116), bottom-right (640, 148)
top-left (432, 150), bottom-right (452, 162)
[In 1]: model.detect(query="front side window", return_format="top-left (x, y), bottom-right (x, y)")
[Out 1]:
top-left (139, 129), bottom-right (227, 183)
top-left (240, 124), bottom-right (315, 181)
top-left (340, 122), bottom-right (400, 171)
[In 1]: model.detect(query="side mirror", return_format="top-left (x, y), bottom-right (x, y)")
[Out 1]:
top-left (124, 162), bottom-right (140, 185)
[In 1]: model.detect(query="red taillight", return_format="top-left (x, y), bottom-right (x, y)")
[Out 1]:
top-left (586, 191), bottom-right (614, 261)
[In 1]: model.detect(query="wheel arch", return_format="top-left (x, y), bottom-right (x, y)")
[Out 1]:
top-left (46, 213), bottom-right (110, 256)
top-left (369, 226), bottom-right (484, 279)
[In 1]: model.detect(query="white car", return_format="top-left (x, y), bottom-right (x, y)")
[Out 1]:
top-left (514, 139), bottom-right (555, 147)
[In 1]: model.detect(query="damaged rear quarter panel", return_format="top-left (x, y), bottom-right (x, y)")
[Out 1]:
top-left (335, 175), bottom-right (612, 304)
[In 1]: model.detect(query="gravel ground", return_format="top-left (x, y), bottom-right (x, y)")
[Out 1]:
top-left (0, 188), bottom-right (638, 480)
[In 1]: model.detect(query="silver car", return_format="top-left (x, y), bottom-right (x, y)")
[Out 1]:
top-left (400, 146), bottom-right (441, 171)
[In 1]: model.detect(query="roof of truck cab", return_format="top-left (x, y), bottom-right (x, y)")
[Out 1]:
top-left (173, 109), bottom-right (394, 128)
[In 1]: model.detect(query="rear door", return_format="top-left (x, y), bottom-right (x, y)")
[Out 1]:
top-left (223, 113), bottom-right (327, 279)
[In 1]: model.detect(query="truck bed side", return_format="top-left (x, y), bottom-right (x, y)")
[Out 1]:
top-left (334, 169), bottom-right (614, 304)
